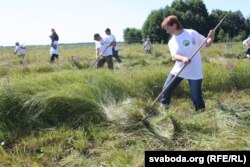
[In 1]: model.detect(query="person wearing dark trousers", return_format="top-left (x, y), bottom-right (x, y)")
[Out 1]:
top-left (94, 33), bottom-right (114, 69)
top-left (50, 41), bottom-right (59, 63)
top-left (160, 15), bottom-right (215, 111)
top-left (105, 28), bottom-right (122, 63)
top-left (49, 28), bottom-right (59, 63)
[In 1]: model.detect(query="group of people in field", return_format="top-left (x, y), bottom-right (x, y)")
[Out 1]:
top-left (93, 28), bottom-right (154, 69)
top-left (14, 28), bottom-right (60, 63)
top-left (93, 15), bottom-right (215, 111)
top-left (13, 15), bottom-right (249, 112)
top-left (93, 28), bottom-right (122, 69)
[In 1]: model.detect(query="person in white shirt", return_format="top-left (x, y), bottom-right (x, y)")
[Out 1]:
top-left (50, 40), bottom-right (59, 63)
top-left (144, 38), bottom-right (152, 54)
top-left (243, 36), bottom-right (250, 58)
top-left (14, 42), bottom-right (26, 58)
top-left (105, 28), bottom-right (122, 63)
top-left (94, 33), bottom-right (114, 69)
top-left (160, 15), bottom-right (215, 111)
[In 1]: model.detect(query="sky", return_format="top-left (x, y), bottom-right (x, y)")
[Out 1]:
top-left (0, 0), bottom-right (249, 46)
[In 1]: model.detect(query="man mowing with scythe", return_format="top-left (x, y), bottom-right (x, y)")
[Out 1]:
top-left (93, 33), bottom-right (115, 69)
top-left (105, 28), bottom-right (122, 63)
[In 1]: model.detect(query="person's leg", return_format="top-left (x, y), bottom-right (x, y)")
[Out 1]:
top-left (115, 50), bottom-right (122, 62)
top-left (246, 48), bottom-right (250, 58)
top-left (50, 54), bottom-right (55, 63)
top-left (160, 74), bottom-right (183, 105)
top-left (97, 57), bottom-right (106, 68)
top-left (105, 56), bottom-right (113, 69)
top-left (188, 79), bottom-right (205, 111)
top-left (112, 48), bottom-right (122, 63)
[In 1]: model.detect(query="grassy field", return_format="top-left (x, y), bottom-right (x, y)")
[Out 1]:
top-left (0, 42), bottom-right (250, 166)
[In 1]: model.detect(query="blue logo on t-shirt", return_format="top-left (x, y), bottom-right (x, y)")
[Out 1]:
top-left (183, 40), bottom-right (190, 47)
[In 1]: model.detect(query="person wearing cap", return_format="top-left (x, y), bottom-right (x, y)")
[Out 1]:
top-left (94, 33), bottom-right (114, 69)
top-left (144, 38), bottom-right (152, 54)
top-left (105, 28), bottom-right (122, 63)
top-left (14, 42), bottom-right (26, 58)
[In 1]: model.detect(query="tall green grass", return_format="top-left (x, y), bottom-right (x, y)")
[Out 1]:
top-left (0, 42), bottom-right (250, 166)
top-left (0, 54), bottom-right (250, 133)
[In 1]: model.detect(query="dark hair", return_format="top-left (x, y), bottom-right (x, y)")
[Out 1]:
top-left (94, 33), bottom-right (100, 40)
top-left (161, 15), bottom-right (183, 30)
top-left (105, 28), bottom-right (111, 32)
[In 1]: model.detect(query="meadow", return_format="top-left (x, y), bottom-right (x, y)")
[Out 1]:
top-left (0, 42), bottom-right (250, 166)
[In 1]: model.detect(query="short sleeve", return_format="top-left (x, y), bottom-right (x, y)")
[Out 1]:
top-left (110, 34), bottom-right (116, 41)
top-left (168, 39), bottom-right (178, 60)
top-left (192, 30), bottom-right (206, 46)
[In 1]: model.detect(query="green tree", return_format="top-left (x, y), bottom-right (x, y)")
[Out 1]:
top-left (142, 9), bottom-right (168, 43)
top-left (217, 29), bottom-right (226, 42)
top-left (141, 0), bottom-right (209, 44)
top-left (124, 0), bottom-right (249, 43)
top-left (170, 0), bottom-right (209, 34)
top-left (123, 28), bottom-right (142, 44)
top-left (245, 17), bottom-right (250, 35)
top-left (211, 10), bottom-right (246, 41)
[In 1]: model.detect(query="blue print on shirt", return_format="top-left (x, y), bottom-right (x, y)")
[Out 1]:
top-left (183, 40), bottom-right (190, 47)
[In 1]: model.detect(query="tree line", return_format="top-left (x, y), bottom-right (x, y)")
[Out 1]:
top-left (123, 0), bottom-right (250, 44)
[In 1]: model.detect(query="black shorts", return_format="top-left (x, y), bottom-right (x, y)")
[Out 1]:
top-left (50, 54), bottom-right (59, 62)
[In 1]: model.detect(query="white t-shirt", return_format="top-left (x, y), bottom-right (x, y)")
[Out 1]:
top-left (107, 34), bottom-right (118, 51)
top-left (168, 29), bottom-right (206, 80)
top-left (50, 41), bottom-right (59, 55)
top-left (15, 45), bottom-right (26, 55)
top-left (144, 41), bottom-right (151, 50)
top-left (95, 37), bottom-right (113, 57)
top-left (243, 37), bottom-right (250, 48)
